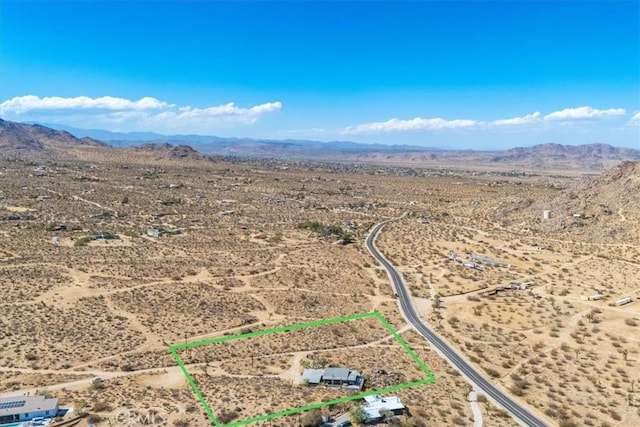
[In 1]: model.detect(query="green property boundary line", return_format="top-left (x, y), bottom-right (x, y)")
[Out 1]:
top-left (169, 311), bottom-right (435, 427)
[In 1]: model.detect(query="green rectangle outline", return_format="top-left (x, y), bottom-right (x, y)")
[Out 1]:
top-left (169, 311), bottom-right (435, 427)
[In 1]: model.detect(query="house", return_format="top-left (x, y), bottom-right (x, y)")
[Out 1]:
top-left (520, 282), bottom-right (534, 290)
top-left (0, 395), bottom-right (59, 424)
top-left (362, 395), bottom-right (405, 421)
top-left (93, 231), bottom-right (116, 240)
top-left (301, 367), bottom-right (364, 389)
top-left (163, 228), bottom-right (181, 236)
top-left (462, 261), bottom-right (482, 270)
top-left (323, 367), bottom-right (361, 387)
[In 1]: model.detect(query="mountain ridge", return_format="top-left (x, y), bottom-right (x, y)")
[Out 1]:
top-left (24, 121), bottom-right (441, 153)
top-left (0, 118), bottom-right (107, 160)
top-left (3, 119), bottom-right (639, 170)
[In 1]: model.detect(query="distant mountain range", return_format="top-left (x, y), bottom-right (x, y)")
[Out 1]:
top-left (24, 121), bottom-right (439, 154)
top-left (3, 119), bottom-right (640, 170)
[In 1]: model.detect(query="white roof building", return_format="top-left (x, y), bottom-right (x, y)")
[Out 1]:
top-left (362, 395), bottom-right (405, 419)
top-left (0, 395), bottom-right (59, 424)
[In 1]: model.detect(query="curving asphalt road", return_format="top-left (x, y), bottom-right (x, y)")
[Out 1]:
top-left (365, 219), bottom-right (548, 427)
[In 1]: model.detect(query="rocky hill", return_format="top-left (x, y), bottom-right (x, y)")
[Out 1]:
top-left (557, 160), bottom-right (638, 214)
top-left (488, 143), bottom-right (640, 170)
top-left (351, 143), bottom-right (640, 172)
top-left (501, 143), bottom-right (640, 159)
top-left (0, 118), bottom-right (105, 160)
top-left (533, 161), bottom-right (640, 241)
top-left (130, 142), bottom-right (210, 161)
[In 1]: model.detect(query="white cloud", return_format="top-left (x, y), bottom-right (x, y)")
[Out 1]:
top-left (158, 102), bottom-right (282, 124)
top-left (249, 102), bottom-right (283, 114)
top-left (543, 106), bottom-right (626, 120)
top-left (342, 106), bottom-right (631, 135)
top-left (0, 95), bottom-right (282, 133)
top-left (628, 111), bottom-right (640, 126)
top-left (343, 117), bottom-right (480, 134)
top-left (492, 112), bottom-right (541, 126)
top-left (0, 95), bottom-right (169, 113)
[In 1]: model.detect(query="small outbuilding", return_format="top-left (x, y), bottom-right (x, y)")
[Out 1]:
top-left (616, 296), bottom-right (632, 306)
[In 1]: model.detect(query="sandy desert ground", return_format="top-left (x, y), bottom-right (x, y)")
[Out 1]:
top-left (1, 154), bottom-right (638, 427)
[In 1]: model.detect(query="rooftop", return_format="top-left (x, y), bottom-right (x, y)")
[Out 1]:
top-left (363, 395), bottom-right (405, 419)
top-left (323, 367), bottom-right (359, 382)
top-left (300, 367), bottom-right (361, 384)
top-left (301, 369), bottom-right (324, 384)
top-left (0, 395), bottom-right (59, 417)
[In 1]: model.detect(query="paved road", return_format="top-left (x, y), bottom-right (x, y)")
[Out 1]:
top-left (365, 218), bottom-right (548, 427)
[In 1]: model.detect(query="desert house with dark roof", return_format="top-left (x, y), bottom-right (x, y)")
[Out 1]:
top-left (301, 367), bottom-right (364, 390)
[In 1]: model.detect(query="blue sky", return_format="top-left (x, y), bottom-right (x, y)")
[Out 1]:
top-left (1, 1), bottom-right (639, 149)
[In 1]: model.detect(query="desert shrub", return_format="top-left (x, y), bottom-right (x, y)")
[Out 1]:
top-left (300, 409), bottom-right (322, 427)
top-left (217, 411), bottom-right (240, 424)
top-left (92, 401), bottom-right (112, 412)
top-left (452, 416), bottom-right (467, 426)
top-left (123, 230), bottom-right (139, 238)
top-left (609, 410), bottom-right (622, 421)
top-left (509, 384), bottom-right (525, 396)
top-left (495, 409), bottom-right (510, 418)
top-left (484, 367), bottom-right (500, 378)
top-left (87, 414), bottom-right (103, 423)
top-left (74, 236), bottom-right (95, 247)
top-left (297, 220), bottom-right (344, 237)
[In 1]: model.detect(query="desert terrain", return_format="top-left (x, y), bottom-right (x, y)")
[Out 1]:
top-left (1, 124), bottom-right (639, 427)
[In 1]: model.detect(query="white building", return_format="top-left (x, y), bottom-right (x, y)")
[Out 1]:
top-left (616, 296), bottom-right (632, 306)
top-left (0, 395), bottom-right (59, 424)
top-left (362, 395), bottom-right (405, 420)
